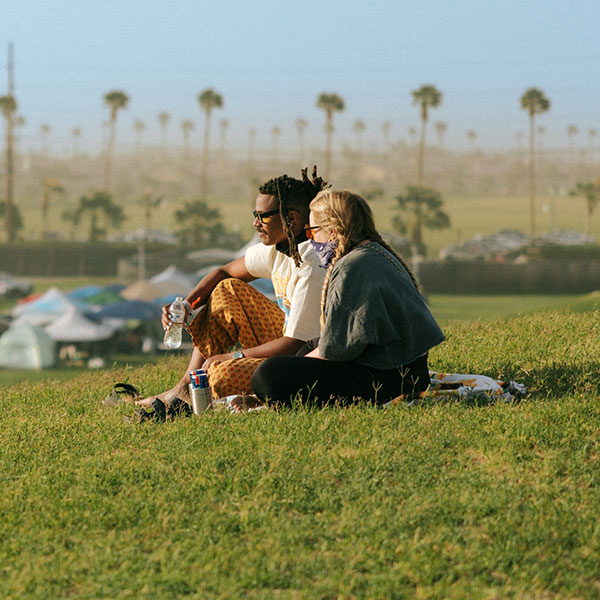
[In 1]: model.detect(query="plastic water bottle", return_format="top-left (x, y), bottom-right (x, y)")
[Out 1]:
top-left (163, 296), bottom-right (186, 349)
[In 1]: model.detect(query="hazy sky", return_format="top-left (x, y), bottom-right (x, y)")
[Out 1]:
top-left (1, 0), bottom-right (598, 155)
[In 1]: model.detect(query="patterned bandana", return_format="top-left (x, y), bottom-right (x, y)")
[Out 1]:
top-left (310, 240), bottom-right (338, 268)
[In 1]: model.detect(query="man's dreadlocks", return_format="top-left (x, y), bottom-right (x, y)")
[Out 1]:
top-left (258, 166), bottom-right (328, 267)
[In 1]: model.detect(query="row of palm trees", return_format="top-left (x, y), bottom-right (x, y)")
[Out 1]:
top-left (1, 83), bottom-right (597, 245)
top-left (101, 86), bottom-right (444, 196)
top-left (101, 88), bottom-right (225, 195)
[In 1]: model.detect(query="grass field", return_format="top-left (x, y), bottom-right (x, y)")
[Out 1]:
top-left (2, 291), bottom-right (599, 389)
top-left (1, 307), bottom-right (599, 598)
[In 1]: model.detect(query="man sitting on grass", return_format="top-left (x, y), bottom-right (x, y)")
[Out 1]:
top-left (136, 167), bottom-right (328, 413)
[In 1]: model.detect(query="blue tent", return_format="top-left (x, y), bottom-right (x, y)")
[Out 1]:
top-left (95, 300), bottom-right (161, 321)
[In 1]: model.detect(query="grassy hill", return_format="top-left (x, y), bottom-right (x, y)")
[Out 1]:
top-left (1, 309), bottom-right (599, 598)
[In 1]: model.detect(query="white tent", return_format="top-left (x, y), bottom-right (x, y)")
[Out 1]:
top-left (44, 309), bottom-right (116, 342)
top-left (11, 287), bottom-right (84, 327)
top-left (150, 265), bottom-right (196, 291)
top-left (0, 323), bottom-right (56, 369)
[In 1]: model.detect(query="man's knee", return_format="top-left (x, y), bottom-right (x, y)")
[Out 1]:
top-left (213, 278), bottom-right (249, 297)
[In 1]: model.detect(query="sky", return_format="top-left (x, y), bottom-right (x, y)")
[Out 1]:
top-left (1, 0), bottom-right (599, 155)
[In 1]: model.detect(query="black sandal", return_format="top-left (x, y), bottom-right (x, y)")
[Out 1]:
top-left (124, 398), bottom-right (191, 424)
top-left (104, 382), bottom-right (141, 406)
top-left (166, 397), bottom-right (193, 419)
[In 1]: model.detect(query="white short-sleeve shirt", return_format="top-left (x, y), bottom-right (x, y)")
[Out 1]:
top-left (244, 240), bottom-right (325, 341)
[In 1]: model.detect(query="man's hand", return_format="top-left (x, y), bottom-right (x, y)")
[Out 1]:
top-left (202, 352), bottom-right (234, 370)
top-left (161, 302), bottom-right (189, 331)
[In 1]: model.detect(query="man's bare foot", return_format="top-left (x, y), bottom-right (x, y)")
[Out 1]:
top-left (136, 384), bottom-right (190, 407)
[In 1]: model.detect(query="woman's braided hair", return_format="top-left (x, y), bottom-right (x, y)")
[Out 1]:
top-left (309, 189), bottom-right (420, 328)
top-left (259, 166), bottom-right (328, 267)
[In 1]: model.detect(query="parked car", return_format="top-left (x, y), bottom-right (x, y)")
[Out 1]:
top-left (0, 272), bottom-right (33, 299)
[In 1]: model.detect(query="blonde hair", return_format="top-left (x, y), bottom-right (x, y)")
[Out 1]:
top-left (309, 189), bottom-right (420, 327)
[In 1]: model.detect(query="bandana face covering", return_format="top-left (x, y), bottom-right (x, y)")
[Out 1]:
top-left (310, 240), bottom-right (338, 268)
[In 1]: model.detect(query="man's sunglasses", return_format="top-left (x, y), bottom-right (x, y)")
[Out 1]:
top-left (304, 225), bottom-right (322, 240)
top-left (252, 209), bottom-right (280, 224)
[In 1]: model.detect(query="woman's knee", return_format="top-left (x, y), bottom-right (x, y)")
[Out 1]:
top-left (251, 356), bottom-right (293, 400)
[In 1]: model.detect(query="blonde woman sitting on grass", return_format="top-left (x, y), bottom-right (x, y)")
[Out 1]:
top-left (250, 190), bottom-right (446, 407)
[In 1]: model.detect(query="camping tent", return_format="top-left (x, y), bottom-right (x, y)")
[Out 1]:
top-left (120, 280), bottom-right (179, 301)
top-left (11, 287), bottom-right (88, 326)
top-left (0, 323), bottom-right (56, 369)
top-left (94, 299), bottom-right (161, 321)
top-left (150, 265), bottom-right (196, 291)
top-left (44, 309), bottom-right (116, 342)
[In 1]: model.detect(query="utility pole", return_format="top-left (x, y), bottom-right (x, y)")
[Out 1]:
top-left (4, 43), bottom-right (16, 245)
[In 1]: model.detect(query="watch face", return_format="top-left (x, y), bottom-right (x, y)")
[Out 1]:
top-left (233, 350), bottom-right (243, 359)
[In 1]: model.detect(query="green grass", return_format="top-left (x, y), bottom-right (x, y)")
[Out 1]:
top-left (428, 292), bottom-right (600, 323)
top-left (3, 290), bottom-right (599, 389)
top-left (1, 310), bottom-right (599, 598)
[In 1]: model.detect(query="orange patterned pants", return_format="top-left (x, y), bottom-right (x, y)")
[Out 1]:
top-left (186, 278), bottom-right (285, 398)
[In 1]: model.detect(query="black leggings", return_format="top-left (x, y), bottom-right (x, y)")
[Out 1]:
top-left (251, 354), bottom-right (430, 408)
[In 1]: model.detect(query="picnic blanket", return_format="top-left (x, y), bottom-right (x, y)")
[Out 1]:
top-left (215, 372), bottom-right (527, 412)
top-left (384, 371), bottom-right (527, 407)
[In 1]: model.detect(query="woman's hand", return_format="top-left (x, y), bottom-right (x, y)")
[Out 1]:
top-left (304, 346), bottom-right (325, 359)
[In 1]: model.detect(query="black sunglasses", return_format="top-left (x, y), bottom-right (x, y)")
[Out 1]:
top-left (252, 209), bottom-right (280, 224)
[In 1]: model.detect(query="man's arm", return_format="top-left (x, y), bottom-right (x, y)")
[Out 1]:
top-left (162, 256), bottom-right (254, 330)
top-left (186, 256), bottom-right (254, 309)
top-left (201, 335), bottom-right (306, 370)
top-left (241, 336), bottom-right (306, 358)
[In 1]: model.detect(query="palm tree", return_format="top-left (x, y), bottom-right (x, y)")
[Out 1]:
top-left (567, 124), bottom-right (578, 153)
top-left (39, 122), bottom-right (51, 156)
top-left (174, 199), bottom-right (222, 247)
top-left (295, 118), bottom-right (308, 162)
top-left (412, 85), bottom-right (443, 184)
top-left (587, 128), bottom-right (597, 163)
top-left (270, 126), bottom-right (281, 164)
top-left (70, 190), bottom-right (125, 242)
top-left (520, 87), bottom-right (550, 240)
top-left (71, 126), bottom-right (82, 158)
top-left (408, 127), bottom-right (417, 147)
top-left (103, 90), bottom-right (129, 191)
top-left (41, 177), bottom-right (65, 239)
top-left (381, 121), bottom-right (391, 149)
top-left (133, 119), bottom-right (145, 157)
top-left (316, 92), bottom-right (345, 176)
top-left (393, 185), bottom-right (450, 256)
top-left (136, 190), bottom-right (163, 280)
top-left (0, 94), bottom-right (17, 244)
top-left (181, 119), bottom-right (194, 162)
top-left (158, 111), bottom-right (170, 155)
top-left (0, 200), bottom-right (23, 240)
top-left (247, 127), bottom-right (257, 174)
top-left (219, 119), bottom-right (230, 164)
top-left (137, 190), bottom-right (163, 232)
top-left (353, 120), bottom-right (366, 155)
top-left (14, 115), bottom-right (25, 159)
top-left (537, 125), bottom-right (546, 159)
top-left (466, 130), bottom-right (477, 152)
top-left (197, 88), bottom-right (224, 198)
top-left (434, 121), bottom-right (447, 149)
top-left (569, 181), bottom-right (600, 238)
